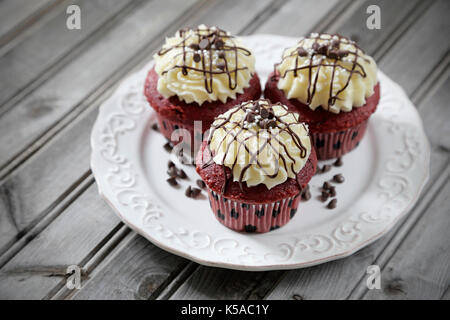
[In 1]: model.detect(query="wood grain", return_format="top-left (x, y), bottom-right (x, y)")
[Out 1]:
top-left (0, 0), bottom-right (275, 300)
top-left (0, 0), bottom-right (200, 174)
top-left (265, 1), bottom-right (450, 297)
top-left (0, 0), bottom-right (56, 45)
top-left (0, 0), bottom-right (448, 300)
top-left (362, 164), bottom-right (450, 299)
top-left (0, 184), bottom-right (120, 299)
top-left (0, 0), bottom-right (138, 112)
top-left (169, 0), bottom-right (436, 300)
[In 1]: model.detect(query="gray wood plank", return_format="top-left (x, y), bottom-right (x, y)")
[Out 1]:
top-left (0, 184), bottom-right (120, 299)
top-left (72, 0), bottom-right (347, 301)
top-left (72, 233), bottom-right (189, 300)
top-left (0, 0), bottom-right (54, 42)
top-left (254, 0), bottom-right (341, 36)
top-left (169, 0), bottom-right (437, 300)
top-left (0, 0), bottom-right (200, 174)
top-left (0, 0), bottom-right (201, 258)
top-left (265, 2), bottom-right (450, 295)
top-left (379, 0), bottom-right (450, 96)
top-left (0, 0), bottom-right (137, 112)
top-left (0, 0), bottom-right (274, 300)
top-left (362, 169), bottom-right (450, 299)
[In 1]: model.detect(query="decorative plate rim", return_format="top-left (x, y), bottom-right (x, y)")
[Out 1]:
top-left (90, 34), bottom-right (430, 271)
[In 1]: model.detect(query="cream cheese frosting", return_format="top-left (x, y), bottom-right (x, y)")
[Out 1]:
top-left (208, 100), bottom-right (311, 190)
top-left (154, 25), bottom-right (255, 105)
top-left (276, 33), bottom-right (377, 113)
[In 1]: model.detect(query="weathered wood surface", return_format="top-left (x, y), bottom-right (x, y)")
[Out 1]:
top-left (0, 0), bottom-right (448, 300)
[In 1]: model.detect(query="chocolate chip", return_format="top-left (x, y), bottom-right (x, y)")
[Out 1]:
top-left (329, 186), bottom-right (336, 197)
top-left (216, 61), bottom-right (226, 70)
top-left (265, 120), bottom-right (277, 129)
top-left (312, 42), bottom-right (320, 51)
top-left (331, 39), bottom-right (340, 48)
top-left (328, 49), bottom-right (339, 59)
top-left (323, 181), bottom-right (331, 190)
top-left (166, 177), bottom-right (178, 187)
top-left (185, 186), bottom-right (192, 197)
top-left (260, 108), bottom-right (269, 119)
top-left (258, 119), bottom-right (268, 128)
top-left (193, 53), bottom-right (201, 62)
top-left (317, 44), bottom-right (328, 55)
top-left (334, 157), bottom-right (343, 167)
top-left (196, 179), bottom-right (206, 189)
top-left (337, 50), bottom-right (349, 58)
top-left (151, 123), bottom-right (159, 132)
top-left (199, 38), bottom-right (210, 50)
top-left (321, 190), bottom-right (329, 202)
top-left (167, 166), bottom-right (177, 177)
top-left (177, 169), bottom-right (187, 179)
top-left (245, 112), bottom-right (255, 123)
top-left (217, 50), bottom-right (225, 59)
top-left (190, 187), bottom-right (202, 198)
top-left (327, 199), bottom-right (337, 209)
top-left (167, 160), bottom-right (175, 168)
top-left (322, 164), bottom-right (331, 173)
top-left (214, 39), bottom-right (224, 49)
top-left (163, 142), bottom-right (173, 152)
top-left (189, 43), bottom-right (199, 50)
top-left (302, 190), bottom-right (311, 201)
top-left (297, 47), bottom-right (308, 57)
top-left (333, 174), bottom-right (345, 183)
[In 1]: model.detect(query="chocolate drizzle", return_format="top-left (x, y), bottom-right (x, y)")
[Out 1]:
top-left (203, 100), bottom-right (309, 194)
top-left (275, 33), bottom-right (371, 110)
top-left (157, 26), bottom-right (252, 94)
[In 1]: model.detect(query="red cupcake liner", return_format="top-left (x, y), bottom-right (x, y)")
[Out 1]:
top-left (207, 189), bottom-right (301, 233)
top-left (312, 120), bottom-right (368, 160)
top-left (155, 114), bottom-right (205, 154)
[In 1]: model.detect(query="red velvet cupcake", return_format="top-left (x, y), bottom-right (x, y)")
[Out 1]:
top-left (196, 99), bottom-right (317, 233)
top-left (144, 25), bottom-right (261, 154)
top-left (264, 33), bottom-right (380, 160)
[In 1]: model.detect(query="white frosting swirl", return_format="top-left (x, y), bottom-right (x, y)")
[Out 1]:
top-left (209, 100), bottom-right (311, 190)
top-left (276, 33), bottom-right (377, 113)
top-left (154, 25), bottom-right (255, 105)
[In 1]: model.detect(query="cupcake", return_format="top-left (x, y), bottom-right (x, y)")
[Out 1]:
top-left (144, 25), bottom-right (261, 154)
top-left (264, 33), bottom-right (380, 160)
top-left (196, 99), bottom-right (317, 233)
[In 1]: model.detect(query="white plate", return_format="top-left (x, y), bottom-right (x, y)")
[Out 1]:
top-left (90, 35), bottom-right (430, 271)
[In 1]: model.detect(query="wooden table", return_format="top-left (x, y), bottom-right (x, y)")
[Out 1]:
top-left (0, 0), bottom-right (448, 300)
